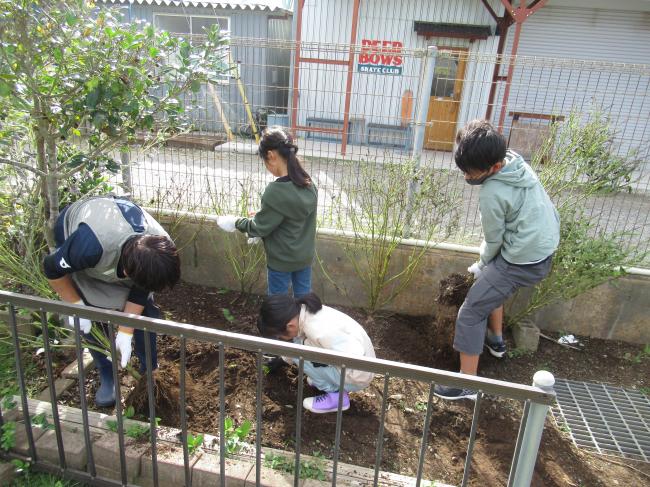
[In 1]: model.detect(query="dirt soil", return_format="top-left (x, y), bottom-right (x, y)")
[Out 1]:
top-left (61, 279), bottom-right (650, 487)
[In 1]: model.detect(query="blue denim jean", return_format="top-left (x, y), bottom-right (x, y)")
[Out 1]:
top-left (267, 266), bottom-right (312, 297)
top-left (286, 357), bottom-right (365, 393)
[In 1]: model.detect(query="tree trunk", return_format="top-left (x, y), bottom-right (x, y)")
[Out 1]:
top-left (32, 98), bottom-right (56, 251)
top-left (45, 134), bottom-right (60, 252)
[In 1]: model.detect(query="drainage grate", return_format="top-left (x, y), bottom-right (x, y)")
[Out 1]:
top-left (551, 379), bottom-right (650, 462)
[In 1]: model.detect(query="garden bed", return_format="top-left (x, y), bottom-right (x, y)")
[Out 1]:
top-left (59, 280), bottom-right (650, 486)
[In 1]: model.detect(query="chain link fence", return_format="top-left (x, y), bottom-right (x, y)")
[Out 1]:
top-left (119, 38), bottom-right (650, 266)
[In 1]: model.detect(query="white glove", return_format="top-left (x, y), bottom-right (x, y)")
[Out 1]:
top-left (66, 300), bottom-right (92, 334)
top-left (115, 330), bottom-right (133, 368)
top-left (467, 262), bottom-right (483, 278)
top-left (247, 236), bottom-right (262, 245)
top-left (216, 215), bottom-right (239, 232)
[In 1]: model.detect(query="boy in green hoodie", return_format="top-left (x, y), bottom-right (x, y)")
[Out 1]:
top-left (435, 120), bottom-right (560, 401)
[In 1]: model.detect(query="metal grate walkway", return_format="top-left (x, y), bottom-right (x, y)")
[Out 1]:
top-left (552, 379), bottom-right (650, 462)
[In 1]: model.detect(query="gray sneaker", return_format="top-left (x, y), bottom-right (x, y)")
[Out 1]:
top-left (485, 340), bottom-right (507, 358)
top-left (434, 384), bottom-right (477, 401)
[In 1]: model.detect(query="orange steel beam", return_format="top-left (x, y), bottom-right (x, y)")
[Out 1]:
top-left (497, 0), bottom-right (548, 130)
top-left (290, 0), bottom-right (305, 132)
top-left (340, 0), bottom-right (361, 156)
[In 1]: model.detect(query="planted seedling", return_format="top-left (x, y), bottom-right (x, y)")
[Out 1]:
top-left (624, 344), bottom-right (650, 364)
top-left (222, 308), bottom-right (235, 323)
top-left (186, 432), bottom-right (204, 455)
top-left (1, 421), bottom-right (16, 451)
top-left (124, 405), bottom-right (135, 419)
top-left (31, 413), bottom-right (54, 431)
top-left (415, 401), bottom-right (428, 412)
top-left (224, 416), bottom-right (252, 455)
top-left (125, 423), bottom-right (150, 441)
top-left (507, 348), bottom-right (532, 359)
top-left (264, 451), bottom-right (326, 481)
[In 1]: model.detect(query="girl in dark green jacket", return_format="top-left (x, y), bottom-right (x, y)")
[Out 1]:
top-left (217, 127), bottom-right (318, 296)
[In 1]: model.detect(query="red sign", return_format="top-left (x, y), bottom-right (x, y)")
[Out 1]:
top-left (358, 39), bottom-right (403, 75)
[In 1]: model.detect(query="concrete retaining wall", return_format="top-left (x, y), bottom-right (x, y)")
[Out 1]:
top-left (175, 220), bottom-right (650, 344)
top-left (6, 397), bottom-right (453, 487)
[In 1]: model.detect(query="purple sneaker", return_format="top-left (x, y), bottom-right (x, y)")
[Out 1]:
top-left (303, 391), bottom-right (350, 413)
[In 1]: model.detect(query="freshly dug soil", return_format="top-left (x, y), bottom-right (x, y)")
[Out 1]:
top-left (61, 280), bottom-right (650, 486)
top-left (426, 273), bottom-right (474, 370)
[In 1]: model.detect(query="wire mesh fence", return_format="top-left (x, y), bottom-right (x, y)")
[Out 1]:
top-left (119, 37), bottom-right (650, 266)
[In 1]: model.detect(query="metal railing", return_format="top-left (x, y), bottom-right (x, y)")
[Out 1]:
top-left (1, 290), bottom-right (555, 487)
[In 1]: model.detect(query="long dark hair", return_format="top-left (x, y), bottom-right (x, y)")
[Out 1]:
top-left (258, 126), bottom-right (311, 187)
top-left (257, 293), bottom-right (322, 338)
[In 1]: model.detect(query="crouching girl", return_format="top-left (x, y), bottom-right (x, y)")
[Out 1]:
top-left (257, 293), bottom-right (375, 414)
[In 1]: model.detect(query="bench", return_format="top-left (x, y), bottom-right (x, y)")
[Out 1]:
top-left (304, 117), bottom-right (366, 144)
top-left (367, 123), bottom-right (411, 150)
top-left (508, 112), bottom-right (565, 162)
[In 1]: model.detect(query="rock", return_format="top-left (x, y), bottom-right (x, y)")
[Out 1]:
top-left (512, 319), bottom-right (540, 352)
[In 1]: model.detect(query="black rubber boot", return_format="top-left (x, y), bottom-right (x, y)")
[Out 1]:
top-left (95, 362), bottom-right (115, 407)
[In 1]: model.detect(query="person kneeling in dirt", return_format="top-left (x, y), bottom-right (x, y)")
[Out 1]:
top-left (257, 293), bottom-right (375, 414)
top-left (43, 195), bottom-right (180, 408)
top-left (434, 120), bottom-right (560, 401)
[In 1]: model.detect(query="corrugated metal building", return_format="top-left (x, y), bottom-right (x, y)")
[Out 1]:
top-left (102, 0), bottom-right (294, 133)
top-left (292, 0), bottom-right (650, 158)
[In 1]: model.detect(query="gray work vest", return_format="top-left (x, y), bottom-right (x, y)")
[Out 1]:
top-left (63, 196), bottom-right (169, 310)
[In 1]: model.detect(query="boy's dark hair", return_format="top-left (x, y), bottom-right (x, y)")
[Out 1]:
top-left (257, 293), bottom-right (322, 338)
top-left (454, 119), bottom-right (507, 173)
top-left (121, 235), bottom-right (180, 292)
top-left (259, 126), bottom-right (312, 187)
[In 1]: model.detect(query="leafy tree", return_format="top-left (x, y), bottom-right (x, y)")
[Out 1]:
top-left (0, 0), bottom-right (230, 249)
top-left (507, 112), bottom-right (646, 325)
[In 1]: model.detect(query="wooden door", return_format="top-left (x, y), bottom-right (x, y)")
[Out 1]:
top-left (424, 50), bottom-right (467, 151)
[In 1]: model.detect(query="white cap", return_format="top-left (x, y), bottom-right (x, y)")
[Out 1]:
top-left (533, 370), bottom-right (555, 390)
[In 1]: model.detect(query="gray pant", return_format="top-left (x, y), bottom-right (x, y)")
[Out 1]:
top-left (454, 254), bottom-right (553, 355)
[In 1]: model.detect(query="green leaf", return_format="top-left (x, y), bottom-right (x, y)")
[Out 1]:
top-left (190, 79), bottom-right (202, 93)
top-left (124, 405), bottom-right (135, 419)
top-left (238, 420), bottom-right (252, 438)
top-left (0, 80), bottom-right (12, 97)
top-left (222, 308), bottom-right (235, 322)
top-left (92, 112), bottom-right (107, 129)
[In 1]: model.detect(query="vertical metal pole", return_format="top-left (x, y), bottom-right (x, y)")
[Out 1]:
top-left (405, 46), bottom-right (437, 236)
top-left (288, 0), bottom-right (300, 117)
top-left (107, 324), bottom-right (126, 484)
top-left (179, 337), bottom-right (191, 487)
top-left (219, 342), bottom-right (226, 486)
top-left (255, 352), bottom-right (263, 487)
top-left (415, 383), bottom-right (435, 487)
top-left (76, 317), bottom-right (96, 477)
top-left (509, 371), bottom-right (555, 487)
top-left (120, 149), bottom-right (133, 196)
top-left (373, 374), bottom-right (390, 486)
top-left (144, 330), bottom-right (159, 487)
top-left (340, 0), bottom-right (361, 156)
top-left (410, 46), bottom-right (438, 163)
top-left (331, 365), bottom-right (347, 487)
top-left (497, 18), bottom-right (522, 131)
top-left (293, 357), bottom-right (304, 487)
top-left (507, 400), bottom-right (531, 487)
top-left (9, 304), bottom-right (37, 462)
top-left (290, 0), bottom-right (304, 132)
top-left (485, 18), bottom-right (511, 121)
top-left (461, 391), bottom-right (483, 487)
top-left (40, 310), bottom-right (66, 470)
